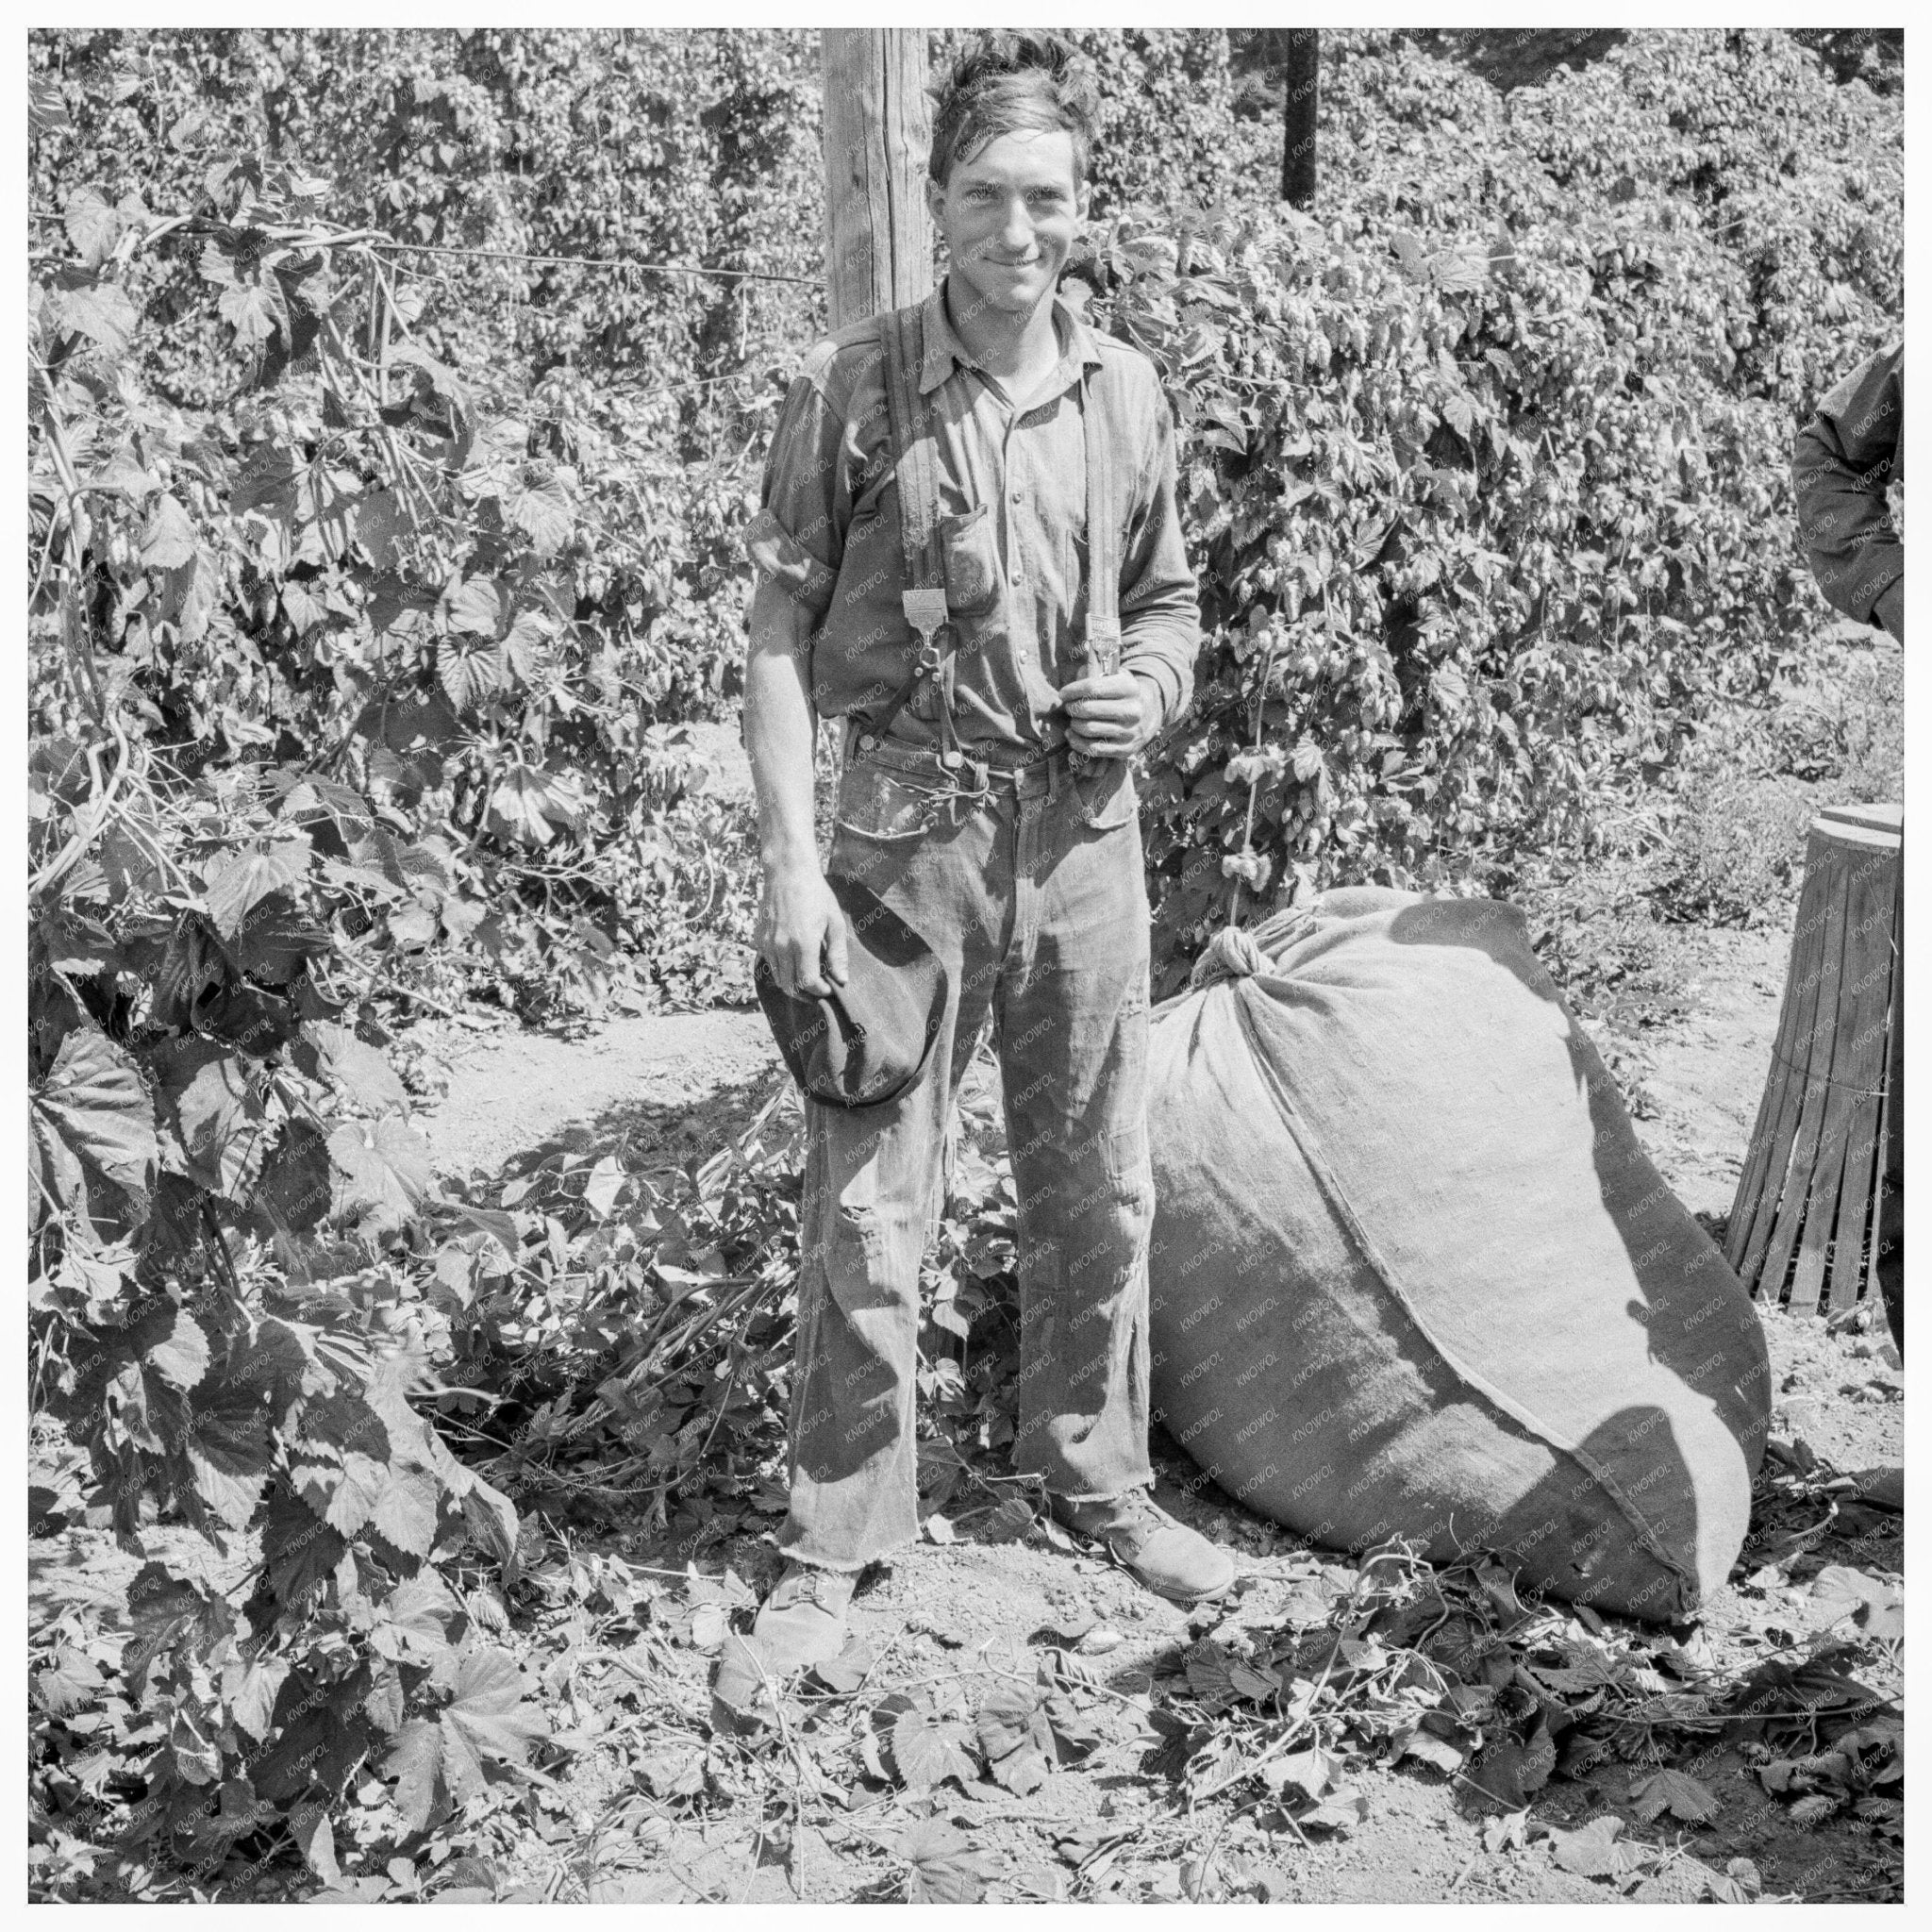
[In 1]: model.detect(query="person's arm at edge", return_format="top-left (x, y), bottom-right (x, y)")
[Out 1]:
top-left (1792, 345), bottom-right (1903, 641)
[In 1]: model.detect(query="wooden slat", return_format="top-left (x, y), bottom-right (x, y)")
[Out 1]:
top-left (1729, 824), bottom-right (1835, 1287)
top-left (1788, 832), bottom-right (1895, 1311)
top-left (1728, 846), bottom-right (1829, 1279)
top-left (1828, 832), bottom-right (1899, 1308)
top-left (1873, 852), bottom-right (1906, 1329)
top-left (1755, 823), bottom-right (1859, 1305)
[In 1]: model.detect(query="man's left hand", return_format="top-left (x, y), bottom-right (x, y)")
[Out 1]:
top-left (1059, 670), bottom-right (1161, 759)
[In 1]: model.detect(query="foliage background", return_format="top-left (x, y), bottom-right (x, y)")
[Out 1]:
top-left (26, 25), bottom-right (1904, 1902)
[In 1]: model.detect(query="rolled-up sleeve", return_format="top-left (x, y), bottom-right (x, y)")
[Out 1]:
top-left (745, 365), bottom-right (846, 621)
top-left (1117, 375), bottom-right (1202, 729)
top-left (1793, 345), bottom-right (1903, 627)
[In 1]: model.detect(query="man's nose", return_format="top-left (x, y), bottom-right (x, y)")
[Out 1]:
top-left (996, 194), bottom-right (1034, 249)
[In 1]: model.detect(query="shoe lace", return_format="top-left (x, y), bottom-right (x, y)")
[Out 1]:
top-left (1111, 1487), bottom-right (1172, 1537)
top-left (777, 1565), bottom-right (835, 1608)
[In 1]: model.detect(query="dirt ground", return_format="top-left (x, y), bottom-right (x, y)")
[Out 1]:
top-left (370, 891), bottom-right (1900, 1906)
top-left (31, 775), bottom-right (1905, 1905)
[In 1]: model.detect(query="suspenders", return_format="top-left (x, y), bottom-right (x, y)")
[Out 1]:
top-left (864, 297), bottom-right (1121, 768)
top-left (875, 303), bottom-right (958, 761)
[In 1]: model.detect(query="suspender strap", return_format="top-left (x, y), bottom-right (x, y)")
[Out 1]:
top-left (866, 302), bottom-right (954, 752)
top-left (1081, 354), bottom-right (1122, 675)
top-left (882, 304), bottom-right (944, 607)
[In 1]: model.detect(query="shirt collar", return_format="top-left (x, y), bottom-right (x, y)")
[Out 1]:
top-left (918, 278), bottom-right (1104, 397)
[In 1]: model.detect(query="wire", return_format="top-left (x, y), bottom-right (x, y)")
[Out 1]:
top-left (26, 205), bottom-right (813, 285)
top-left (368, 239), bottom-right (814, 285)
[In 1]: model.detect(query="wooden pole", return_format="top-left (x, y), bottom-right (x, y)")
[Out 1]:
top-left (1281, 29), bottom-right (1319, 209)
top-left (821, 30), bottom-right (933, 331)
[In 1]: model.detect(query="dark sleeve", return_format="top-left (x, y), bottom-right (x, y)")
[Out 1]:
top-left (743, 353), bottom-right (849, 620)
top-left (1792, 345), bottom-right (1903, 626)
top-left (1116, 372), bottom-right (1202, 728)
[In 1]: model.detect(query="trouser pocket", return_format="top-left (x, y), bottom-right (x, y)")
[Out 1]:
top-left (1072, 756), bottom-right (1140, 831)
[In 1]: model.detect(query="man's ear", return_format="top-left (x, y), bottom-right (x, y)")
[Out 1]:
top-left (1075, 179), bottom-right (1092, 225)
top-left (924, 174), bottom-right (947, 237)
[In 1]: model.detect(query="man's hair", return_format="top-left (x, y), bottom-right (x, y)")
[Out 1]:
top-left (929, 32), bottom-right (1099, 189)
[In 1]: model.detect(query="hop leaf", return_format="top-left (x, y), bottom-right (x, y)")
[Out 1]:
top-left (31, 1026), bottom-right (158, 1214)
top-left (894, 1818), bottom-right (993, 1904)
top-left (328, 1115), bottom-right (436, 1235)
top-left (52, 281), bottom-right (140, 356)
top-left (1629, 1768), bottom-right (1721, 1824)
top-left (885, 1702), bottom-right (979, 1791)
top-left (382, 1644), bottom-right (548, 1833)
top-left (201, 840), bottom-right (310, 940)
top-left (1549, 1814), bottom-right (1653, 1880)
top-left (138, 491), bottom-right (198, 570)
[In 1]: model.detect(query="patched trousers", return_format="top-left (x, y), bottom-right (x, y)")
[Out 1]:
top-left (778, 737), bottom-right (1156, 1571)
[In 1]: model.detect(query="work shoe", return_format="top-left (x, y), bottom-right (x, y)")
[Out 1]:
top-left (748, 1559), bottom-right (858, 1674)
top-left (1049, 1487), bottom-right (1236, 1603)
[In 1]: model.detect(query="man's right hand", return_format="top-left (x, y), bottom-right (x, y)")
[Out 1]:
top-left (757, 864), bottom-right (850, 998)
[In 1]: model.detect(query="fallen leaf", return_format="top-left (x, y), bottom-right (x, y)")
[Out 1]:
top-left (884, 1702), bottom-right (978, 1791)
top-left (1012, 1863), bottom-right (1067, 1900)
top-left (1786, 1793), bottom-right (1838, 1830)
top-left (924, 1513), bottom-right (958, 1545)
top-left (1812, 1564), bottom-right (1906, 1642)
top-left (1260, 1746), bottom-right (1338, 1802)
top-left (1548, 1814), bottom-right (1653, 1882)
top-left (1466, 1723), bottom-right (1557, 1810)
top-left (809, 1637), bottom-right (874, 1696)
top-left (982, 1495), bottom-right (1035, 1542)
top-left (1483, 1808), bottom-right (1528, 1855)
top-left (1042, 1606), bottom-right (1098, 1643)
top-left (1629, 1767), bottom-right (1721, 1824)
top-left (1228, 1657), bottom-right (1281, 1701)
top-left (1394, 1724), bottom-right (1470, 1775)
top-left (633, 1743), bottom-right (706, 1801)
top-left (1298, 1788), bottom-right (1370, 1831)
top-left (895, 1818), bottom-right (993, 1903)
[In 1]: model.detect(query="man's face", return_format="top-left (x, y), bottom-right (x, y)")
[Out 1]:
top-left (927, 127), bottom-right (1089, 324)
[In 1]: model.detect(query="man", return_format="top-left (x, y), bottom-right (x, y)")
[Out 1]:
top-left (739, 31), bottom-right (1232, 1674)
top-left (1792, 343), bottom-right (1903, 643)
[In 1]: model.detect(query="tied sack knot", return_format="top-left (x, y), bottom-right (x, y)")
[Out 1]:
top-left (1190, 924), bottom-right (1270, 990)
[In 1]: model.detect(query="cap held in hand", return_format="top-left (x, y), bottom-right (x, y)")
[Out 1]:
top-left (754, 874), bottom-right (947, 1109)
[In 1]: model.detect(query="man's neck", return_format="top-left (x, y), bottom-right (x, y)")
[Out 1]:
top-left (942, 275), bottom-right (1061, 395)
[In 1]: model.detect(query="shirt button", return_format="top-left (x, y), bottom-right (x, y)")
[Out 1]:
top-left (1011, 487), bottom-right (1024, 503)
top-left (1010, 568), bottom-right (1023, 584)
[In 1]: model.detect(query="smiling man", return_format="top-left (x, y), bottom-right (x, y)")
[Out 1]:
top-left (738, 30), bottom-right (1228, 1677)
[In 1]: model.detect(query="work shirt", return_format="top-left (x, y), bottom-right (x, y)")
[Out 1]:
top-left (1792, 344), bottom-right (1904, 630)
top-left (744, 280), bottom-right (1201, 751)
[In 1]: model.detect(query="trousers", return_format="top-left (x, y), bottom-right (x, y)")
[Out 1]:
top-left (777, 737), bottom-right (1157, 1570)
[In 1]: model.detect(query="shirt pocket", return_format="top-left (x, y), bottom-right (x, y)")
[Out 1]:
top-left (941, 505), bottom-right (1001, 616)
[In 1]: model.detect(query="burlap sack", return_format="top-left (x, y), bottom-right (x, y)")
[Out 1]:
top-left (1147, 888), bottom-right (1770, 1620)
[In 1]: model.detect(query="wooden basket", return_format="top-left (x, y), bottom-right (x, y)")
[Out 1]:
top-left (1725, 804), bottom-right (1903, 1317)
